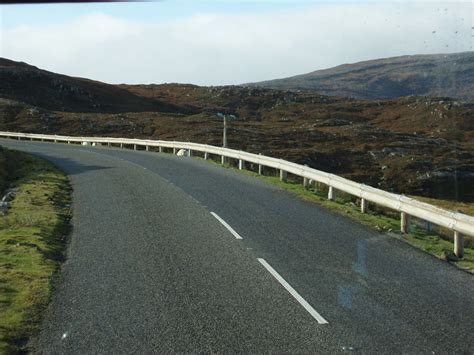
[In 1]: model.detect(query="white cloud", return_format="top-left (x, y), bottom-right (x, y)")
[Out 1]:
top-left (1, 2), bottom-right (472, 85)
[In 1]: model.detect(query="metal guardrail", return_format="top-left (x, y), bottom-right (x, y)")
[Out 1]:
top-left (1, 131), bottom-right (472, 257)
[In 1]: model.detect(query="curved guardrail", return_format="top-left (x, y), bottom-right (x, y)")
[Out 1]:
top-left (1, 131), bottom-right (472, 257)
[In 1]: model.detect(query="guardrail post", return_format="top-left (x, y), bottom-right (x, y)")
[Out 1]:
top-left (401, 212), bottom-right (410, 233)
top-left (67, 141), bottom-right (70, 144)
top-left (221, 155), bottom-right (226, 165)
top-left (328, 186), bottom-right (336, 201)
top-left (146, 145), bottom-right (149, 151)
top-left (361, 198), bottom-right (368, 213)
top-left (30, 138), bottom-right (33, 141)
top-left (120, 143), bottom-right (123, 148)
top-left (303, 165), bottom-right (309, 189)
top-left (239, 159), bottom-right (244, 170)
top-left (426, 221), bottom-right (432, 232)
top-left (280, 169), bottom-right (287, 182)
top-left (159, 146), bottom-right (163, 153)
top-left (454, 231), bottom-right (464, 258)
top-left (189, 150), bottom-right (193, 157)
top-left (173, 148), bottom-right (177, 154)
top-left (204, 152), bottom-right (209, 160)
top-left (133, 144), bottom-right (137, 150)
top-left (303, 177), bottom-right (309, 189)
top-left (54, 139), bottom-right (57, 143)
top-left (258, 153), bottom-right (263, 175)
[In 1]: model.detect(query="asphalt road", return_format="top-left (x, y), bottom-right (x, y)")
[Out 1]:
top-left (1, 138), bottom-right (473, 354)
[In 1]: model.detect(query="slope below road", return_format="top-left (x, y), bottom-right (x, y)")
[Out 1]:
top-left (1, 139), bottom-right (473, 353)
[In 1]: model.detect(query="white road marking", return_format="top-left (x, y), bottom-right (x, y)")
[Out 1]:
top-left (210, 212), bottom-right (243, 240)
top-left (257, 258), bottom-right (328, 324)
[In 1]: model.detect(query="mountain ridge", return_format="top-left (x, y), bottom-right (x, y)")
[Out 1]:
top-left (247, 52), bottom-right (474, 100)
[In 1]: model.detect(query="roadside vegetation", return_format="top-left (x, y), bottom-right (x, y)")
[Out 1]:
top-left (202, 156), bottom-right (474, 273)
top-left (0, 147), bottom-right (72, 353)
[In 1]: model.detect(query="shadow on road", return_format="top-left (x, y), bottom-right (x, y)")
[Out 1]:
top-left (33, 153), bottom-right (111, 176)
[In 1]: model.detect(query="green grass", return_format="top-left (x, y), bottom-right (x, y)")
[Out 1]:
top-left (202, 157), bottom-right (474, 273)
top-left (0, 148), bottom-right (72, 353)
top-left (0, 147), bottom-right (9, 194)
top-left (404, 233), bottom-right (474, 271)
top-left (412, 195), bottom-right (474, 217)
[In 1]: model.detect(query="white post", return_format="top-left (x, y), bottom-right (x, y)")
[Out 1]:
top-left (173, 147), bottom-right (177, 154)
top-left (120, 143), bottom-right (123, 148)
top-left (401, 212), bottom-right (410, 233)
top-left (146, 146), bottom-right (149, 151)
top-left (280, 169), bottom-right (287, 182)
top-left (454, 231), bottom-right (464, 258)
top-left (328, 186), bottom-right (336, 201)
top-left (159, 146), bottom-right (163, 153)
top-left (239, 159), bottom-right (244, 170)
top-left (258, 153), bottom-right (263, 175)
top-left (189, 150), bottom-right (193, 157)
top-left (361, 198), bottom-right (368, 213)
top-left (204, 152), bottom-right (209, 160)
top-left (221, 155), bottom-right (226, 165)
top-left (134, 144), bottom-right (137, 150)
top-left (303, 165), bottom-right (309, 189)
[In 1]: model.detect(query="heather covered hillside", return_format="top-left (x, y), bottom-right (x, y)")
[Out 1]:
top-left (1, 58), bottom-right (473, 202)
top-left (0, 58), bottom-right (195, 114)
top-left (249, 52), bottom-right (474, 100)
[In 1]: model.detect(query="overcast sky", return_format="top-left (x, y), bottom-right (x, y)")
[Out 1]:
top-left (0, 0), bottom-right (472, 85)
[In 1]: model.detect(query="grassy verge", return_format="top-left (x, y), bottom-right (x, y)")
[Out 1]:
top-left (0, 147), bottom-right (72, 353)
top-left (412, 195), bottom-right (474, 217)
top-left (202, 157), bottom-right (474, 273)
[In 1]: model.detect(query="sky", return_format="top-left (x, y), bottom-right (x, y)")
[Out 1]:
top-left (0, 0), bottom-right (472, 85)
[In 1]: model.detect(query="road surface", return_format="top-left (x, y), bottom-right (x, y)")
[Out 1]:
top-left (1, 138), bottom-right (473, 353)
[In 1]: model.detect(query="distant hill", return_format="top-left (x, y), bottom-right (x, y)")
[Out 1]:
top-left (0, 58), bottom-right (195, 114)
top-left (248, 52), bottom-right (474, 100)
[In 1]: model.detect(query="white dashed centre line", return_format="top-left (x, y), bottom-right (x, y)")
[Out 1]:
top-left (210, 212), bottom-right (243, 240)
top-left (257, 258), bottom-right (329, 325)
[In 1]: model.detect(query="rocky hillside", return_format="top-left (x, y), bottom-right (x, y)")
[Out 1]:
top-left (0, 58), bottom-right (196, 114)
top-left (249, 52), bottom-right (474, 100)
top-left (1, 59), bottom-right (473, 202)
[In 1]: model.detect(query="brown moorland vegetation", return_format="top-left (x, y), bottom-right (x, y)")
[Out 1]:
top-left (249, 52), bottom-right (474, 100)
top-left (1, 58), bottom-right (473, 203)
